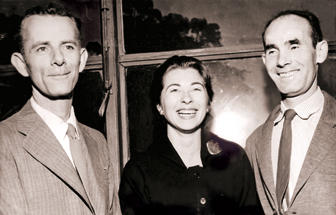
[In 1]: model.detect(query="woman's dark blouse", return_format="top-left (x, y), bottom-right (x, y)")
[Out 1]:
top-left (119, 131), bottom-right (263, 215)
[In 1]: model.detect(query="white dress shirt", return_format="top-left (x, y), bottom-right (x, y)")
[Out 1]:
top-left (30, 97), bottom-right (79, 167)
top-left (272, 87), bottom-right (324, 201)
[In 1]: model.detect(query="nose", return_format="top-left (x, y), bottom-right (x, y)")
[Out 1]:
top-left (181, 91), bottom-right (193, 104)
top-left (51, 48), bottom-right (66, 66)
top-left (277, 50), bottom-right (291, 68)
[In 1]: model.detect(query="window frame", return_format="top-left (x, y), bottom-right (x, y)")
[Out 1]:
top-left (108, 0), bottom-right (336, 175)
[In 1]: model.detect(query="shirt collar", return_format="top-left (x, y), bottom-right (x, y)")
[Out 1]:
top-left (274, 87), bottom-right (324, 125)
top-left (30, 97), bottom-right (79, 142)
top-left (150, 129), bottom-right (214, 168)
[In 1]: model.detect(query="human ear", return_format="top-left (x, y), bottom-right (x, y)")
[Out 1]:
top-left (156, 104), bottom-right (164, 115)
top-left (316, 40), bottom-right (328, 64)
top-left (11, 52), bottom-right (29, 77)
top-left (79, 48), bottom-right (88, 73)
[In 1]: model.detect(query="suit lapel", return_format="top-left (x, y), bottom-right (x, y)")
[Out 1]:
top-left (17, 102), bottom-right (93, 211)
top-left (79, 124), bottom-right (106, 215)
top-left (256, 106), bottom-right (281, 208)
top-left (291, 92), bottom-right (336, 204)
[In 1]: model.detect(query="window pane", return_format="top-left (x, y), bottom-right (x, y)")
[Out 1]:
top-left (0, 0), bottom-right (104, 134)
top-left (123, 0), bottom-right (336, 54)
top-left (0, 74), bottom-right (31, 121)
top-left (0, 70), bottom-right (105, 133)
top-left (126, 56), bottom-right (336, 157)
top-left (0, 0), bottom-right (102, 65)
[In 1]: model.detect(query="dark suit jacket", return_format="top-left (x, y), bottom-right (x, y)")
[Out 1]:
top-left (245, 91), bottom-right (336, 215)
top-left (0, 101), bottom-right (121, 215)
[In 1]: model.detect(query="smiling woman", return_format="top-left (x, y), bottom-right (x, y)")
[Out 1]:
top-left (157, 67), bottom-right (209, 135)
top-left (119, 55), bottom-right (264, 215)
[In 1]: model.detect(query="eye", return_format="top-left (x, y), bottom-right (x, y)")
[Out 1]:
top-left (193, 87), bottom-right (202, 91)
top-left (36, 46), bottom-right (47, 52)
top-left (170, 88), bottom-right (179, 93)
top-left (267, 49), bottom-right (277, 56)
top-left (64, 45), bottom-right (75, 50)
top-left (290, 45), bottom-right (299, 50)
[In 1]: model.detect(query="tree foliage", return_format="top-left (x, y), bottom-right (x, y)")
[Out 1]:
top-left (123, 0), bottom-right (222, 53)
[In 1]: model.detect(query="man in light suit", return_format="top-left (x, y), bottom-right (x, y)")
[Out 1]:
top-left (0, 2), bottom-right (120, 215)
top-left (245, 10), bottom-right (336, 215)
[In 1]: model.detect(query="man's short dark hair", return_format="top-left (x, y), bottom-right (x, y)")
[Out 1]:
top-left (262, 10), bottom-right (323, 49)
top-left (19, 1), bottom-right (82, 54)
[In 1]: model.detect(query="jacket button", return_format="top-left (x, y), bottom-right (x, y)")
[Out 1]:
top-left (194, 173), bottom-right (200, 179)
top-left (200, 197), bottom-right (206, 205)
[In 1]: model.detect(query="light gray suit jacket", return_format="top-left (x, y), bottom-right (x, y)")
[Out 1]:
top-left (246, 91), bottom-right (336, 215)
top-left (0, 101), bottom-right (121, 215)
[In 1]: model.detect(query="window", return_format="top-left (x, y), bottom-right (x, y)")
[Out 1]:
top-left (0, 0), bottom-right (104, 133)
top-left (115, 0), bottom-right (336, 169)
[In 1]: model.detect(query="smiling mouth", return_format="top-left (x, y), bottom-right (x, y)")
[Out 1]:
top-left (177, 110), bottom-right (197, 115)
top-left (50, 72), bottom-right (71, 77)
top-left (278, 70), bottom-right (299, 78)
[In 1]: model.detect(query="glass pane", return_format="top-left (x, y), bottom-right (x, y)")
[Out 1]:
top-left (126, 56), bottom-right (336, 157)
top-left (0, 70), bottom-right (105, 134)
top-left (0, 74), bottom-right (31, 121)
top-left (126, 65), bottom-right (157, 155)
top-left (0, 0), bottom-right (104, 134)
top-left (0, 0), bottom-right (102, 65)
top-left (73, 71), bottom-right (105, 134)
top-left (122, 0), bottom-right (336, 54)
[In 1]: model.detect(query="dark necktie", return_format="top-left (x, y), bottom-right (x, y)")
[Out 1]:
top-left (276, 109), bottom-right (297, 214)
top-left (67, 123), bottom-right (89, 190)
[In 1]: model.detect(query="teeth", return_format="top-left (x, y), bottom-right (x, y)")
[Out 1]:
top-left (178, 110), bottom-right (196, 115)
top-left (279, 71), bottom-right (294, 78)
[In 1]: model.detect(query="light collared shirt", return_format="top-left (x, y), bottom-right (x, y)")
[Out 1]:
top-left (272, 87), bottom-right (324, 200)
top-left (30, 97), bottom-right (79, 167)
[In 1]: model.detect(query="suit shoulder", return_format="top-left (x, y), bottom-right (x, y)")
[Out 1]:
top-left (247, 123), bottom-right (264, 142)
top-left (78, 122), bottom-right (106, 141)
top-left (0, 113), bottom-right (21, 138)
top-left (246, 104), bottom-right (280, 148)
top-left (0, 111), bottom-right (20, 127)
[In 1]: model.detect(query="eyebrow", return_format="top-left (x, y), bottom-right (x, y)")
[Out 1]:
top-left (31, 40), bottom-right (78, 50)
top-left (191, 82), bottom-right (205, 87)
top-left (264, 38), bottom-right (301, 52)
top-left (286, 38), bottom-right (300, 45)
top-left (166, 82), bottom-right (204, 89)
top-left (166, 83), bottom-right (180, 89)
top-left (62, 40), bottom-right (78, 45)
top-left (31, 41), bottom-right (49, 50)
top-left (265, 44), bottom-right (277, 51)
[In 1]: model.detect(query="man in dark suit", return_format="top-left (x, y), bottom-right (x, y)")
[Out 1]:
top-left (245, 10), bottom-right (336, 215)
top-left (0, 2), bottom-right (120, 214)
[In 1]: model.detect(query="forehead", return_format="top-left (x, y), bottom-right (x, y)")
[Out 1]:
top-left (23, 15), bottom-right (78, 44)
top-left (163, 68), bottom-right (204, 85)
top-left (264, 15), bottom-right (312, 44)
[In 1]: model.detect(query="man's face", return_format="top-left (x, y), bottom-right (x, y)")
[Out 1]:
top-left (21, 15), bottom-right (86, 99)
top-left (262, 15), bottom-right (320, 99)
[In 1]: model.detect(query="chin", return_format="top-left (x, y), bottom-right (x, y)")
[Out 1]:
top-left (44, 91), bottom-right (74, 100)
top-left (179, 125), bottom-right (202, 133)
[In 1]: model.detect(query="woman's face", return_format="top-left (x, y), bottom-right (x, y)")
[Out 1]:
top-left (157, 67), bottom-right (209, 133)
